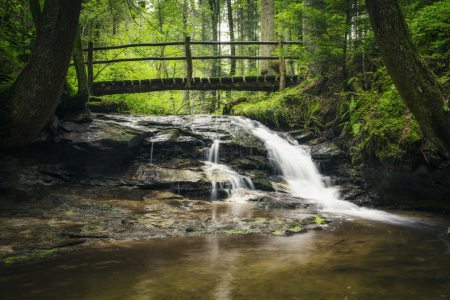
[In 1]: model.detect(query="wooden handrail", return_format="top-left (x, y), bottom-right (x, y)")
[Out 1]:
top-left (72, 55), bottom-right (300, 66)
top-left (82, 41), bottom-right (302, 51)
top-left (84, 35), bottom-right (297, 93)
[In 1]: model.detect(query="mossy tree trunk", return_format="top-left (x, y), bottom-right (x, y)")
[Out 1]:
top-left (0, 0), bottom-right (82, 148)
top-left (29, 0), bottom-right (88, 110)
top-left (366, 0), bottom-right (450, 158)
top-left (72, 26), bottom-right (89, 97)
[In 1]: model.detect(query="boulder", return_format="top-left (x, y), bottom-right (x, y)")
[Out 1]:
top-left (311, 142), bottom-right (343, 159)
top-left (143, 129), bottom-right (178, 145)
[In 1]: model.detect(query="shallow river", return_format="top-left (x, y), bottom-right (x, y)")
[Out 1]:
top-left (1, 204), bottom-right (450, 300)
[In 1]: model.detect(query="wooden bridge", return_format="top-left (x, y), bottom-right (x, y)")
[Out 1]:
top-left (92, 75), bottom-right (303, 96)
top-left (75, 36), bottom-right (302, 95)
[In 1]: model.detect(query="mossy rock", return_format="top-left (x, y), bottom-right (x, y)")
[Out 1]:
top-left (59, 82), bottom-right (89, 110)
top-left (252, 178), bottom-right (274, 191)
top-left (223, 96), bottom-right (248, 115)
top-left (87, 97), bottom-right (129, 113)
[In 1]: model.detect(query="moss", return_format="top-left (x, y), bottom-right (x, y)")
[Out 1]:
top-left (87, 96), bottom-right (129, 113)
top-left (0, 44), bottom-right (23, 78)
top-left (222, 230), bottom-right (244, 234)
top-left (223, 96), bottom-right (248, 115)
top-left (271, 231), bottom-right (282, 235)
top-left (314, 216), bottom-right (326, 224)
top-left (58, 81), bottom-right (89, 110)
top-left (1, 248), bottom-right (63, 264)
top-left (286, 225), bottom-right (302, 232)
top-left (38, 248), bottom-right (61, 258)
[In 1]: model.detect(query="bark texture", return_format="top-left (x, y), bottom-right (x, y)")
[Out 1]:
top-left (260, 0), bottom-right (276, 75)
top-left (366, 0), bottom-right (450, 158)
top-left (226, 0), bottom-right (236, 76)
top-left (28, 0), bottom-right (42, 30)
top-left (0, 0), bottom-right (82, 148)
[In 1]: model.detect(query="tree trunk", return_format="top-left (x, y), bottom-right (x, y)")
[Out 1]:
top-left (28, 0), bottom-right (41, 30)
top-left (209, 0), bottom-right (219, 78)
top-left (72, 26), bottom-right (89, 96)
top-left (260, 0), bottom-right (276, 75)
top-left (0, 0), bottom-right (82, 148)
top-left (366, 0), bottom-right (450, 158)
top-left (342, 3), bottom-right (351, 92)
top-left (226, 0), bottom-right (236, 76)
top-left (182, 0), bottom-right (190, 114)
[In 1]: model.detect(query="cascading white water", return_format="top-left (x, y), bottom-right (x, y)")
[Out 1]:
top-left (208, 140), bottom-right (220, 164)
top-left (205, 140), bottom-right (255, 201)
top-left (233, 117), bottom-right (411, 224)
top-left (150, 142), bottom-right (154, 165)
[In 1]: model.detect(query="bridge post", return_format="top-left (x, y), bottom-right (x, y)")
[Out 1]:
top-left (185, 36), bottom-right (193, 89)
top-left (88, 42), bottom-right (94, 95)
top-left (278, 35), bottom-right (286, 91)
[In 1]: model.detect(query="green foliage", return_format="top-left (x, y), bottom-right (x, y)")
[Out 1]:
top-left (340, 69), bottom-right (423, 164)
top-left (99, 203), bottom-right (119, 212)
top-left (0, 0), bottom-right (36, 64)
top-left (409, 0), bottom-right (450, 60)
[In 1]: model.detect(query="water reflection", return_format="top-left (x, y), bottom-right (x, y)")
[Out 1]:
top-left (1, 210), bottom-right (450, 300)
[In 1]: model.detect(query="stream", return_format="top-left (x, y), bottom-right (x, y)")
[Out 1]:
top-left (1, 206), bottom-right (450, 299)
top-left (1, 114), bottom-right (449, 299)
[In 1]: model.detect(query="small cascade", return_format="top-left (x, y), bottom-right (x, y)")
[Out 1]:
top-left (208, 140), bottom-right (220, 164)
top-left (233, 117), bottom-right (411, 224)
top-left (205, 140), bottom-right (255, 201)
top-left (149, 143), bottom-right (154, 165)
top-left (210, 181), bottom-right (218, 201)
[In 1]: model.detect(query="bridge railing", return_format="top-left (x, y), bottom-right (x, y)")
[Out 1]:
top-left (74, 36), bottom-right (302, 94)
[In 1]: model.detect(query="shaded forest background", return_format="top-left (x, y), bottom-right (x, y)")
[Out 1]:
top-left (0, 0), bottom-right (449, 164)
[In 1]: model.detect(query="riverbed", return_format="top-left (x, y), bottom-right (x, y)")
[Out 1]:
top-left (1, 203), bottom-right (449, 300)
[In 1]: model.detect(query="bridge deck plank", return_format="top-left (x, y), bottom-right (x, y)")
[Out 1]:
top-left (93, 76), bottom-right (303, 96)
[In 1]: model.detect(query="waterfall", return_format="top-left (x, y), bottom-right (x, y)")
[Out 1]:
top-left (233, 117), bottom-right (411, 224)
top-left (150, 142), bottom-right (154, 165)
top-left (208, 140), bottom-right (220, 164)
top-left (205, 140), bottom-right (255, 201)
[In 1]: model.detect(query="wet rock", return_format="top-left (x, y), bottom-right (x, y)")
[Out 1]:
top-left (143, 129), bottom-right (178, 145)
top-left (289, 129), bottom-right (314, 144)
top-left (311, 142), bottom-right (343, 159)
top-left (258, 196), bottom-right (273, 202)
top-left (252, 178), bottom-right (273, 191)
top-left (58, 121), bottom-right (152, 150)
top-left (143, 191), bottom-right (183, 200)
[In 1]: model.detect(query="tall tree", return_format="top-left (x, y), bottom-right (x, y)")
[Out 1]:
top-left (365, 0), bottom-right (450, 158)
top-left (260, 0), bottom-right (276, 75)
top-left (29, 0), bottom-right (88, 109)
top-left (226, 0), bottom-right (236, 76)
top-left (0, 0), bottom-right (82, 147)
